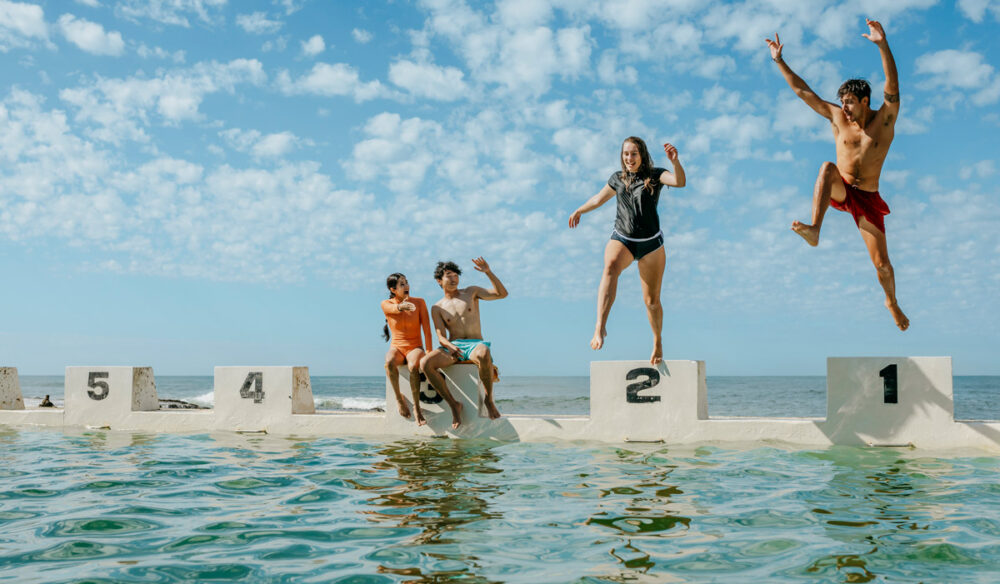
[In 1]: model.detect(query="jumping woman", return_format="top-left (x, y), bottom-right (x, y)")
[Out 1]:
top-left (381, 273), bottom-right (433, 423)
top-left (568, 137), bottom-right (686, 365)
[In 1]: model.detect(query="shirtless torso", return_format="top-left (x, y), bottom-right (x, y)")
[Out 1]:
top-left (433, 288), bottom-right (485, 341)
top-left (831, 100), bottom-right (895, 191)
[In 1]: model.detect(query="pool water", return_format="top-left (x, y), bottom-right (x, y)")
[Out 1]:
top-left (2, 428), bottom-right (999, 583)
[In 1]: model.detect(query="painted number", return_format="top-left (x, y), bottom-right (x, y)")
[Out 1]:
top-left (880, 364), bottom-right (898, 404)
top-left (418, 373), bottom-right (443, 404)
top-left (626, 367), bottom-right (661, 403)
top-left (239, 372), bottom-right (265, 404)
top-left (87, 371), bottom-right (110, 401)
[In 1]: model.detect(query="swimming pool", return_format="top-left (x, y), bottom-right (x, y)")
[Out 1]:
top-left (2, 428), bottom-right (998, 583)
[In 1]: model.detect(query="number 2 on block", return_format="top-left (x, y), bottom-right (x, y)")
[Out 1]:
top-left (626, 368), bottom-right (661, 403)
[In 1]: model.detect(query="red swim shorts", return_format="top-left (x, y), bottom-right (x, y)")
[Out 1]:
top-left (831, 175), bottom-right (891, 233)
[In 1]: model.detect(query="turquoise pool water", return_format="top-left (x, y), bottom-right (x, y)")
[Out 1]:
top-left (2, 428), bottom-right (999, 583)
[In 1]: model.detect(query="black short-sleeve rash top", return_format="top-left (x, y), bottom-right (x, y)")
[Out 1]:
top-left (608, 168), bottom-right (668, 239)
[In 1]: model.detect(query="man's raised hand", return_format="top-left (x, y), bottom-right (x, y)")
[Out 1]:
top-left (862, 19), bottom-right (886, 45)
top-left (472, 256), bottom-right (491, 273)
top-left (765, 33), bottom-right (783, 61)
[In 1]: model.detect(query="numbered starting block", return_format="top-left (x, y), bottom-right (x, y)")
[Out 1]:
top-left (213, 366), bottom-right (315, 432)
top-left (64, 367), bottom-right (159, 427)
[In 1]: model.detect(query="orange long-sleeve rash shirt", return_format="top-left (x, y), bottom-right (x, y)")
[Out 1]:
top-left (381, 297), bottom-right (433, 352)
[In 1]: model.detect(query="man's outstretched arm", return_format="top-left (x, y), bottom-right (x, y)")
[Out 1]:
top-left (864, 19), bottom-right (900, 115)
top-left (470, 257), bottom-right (507, 301)
top-left (766, 33), bottom-right (838, 120)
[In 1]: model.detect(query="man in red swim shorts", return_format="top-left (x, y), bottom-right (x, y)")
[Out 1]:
top-left (767, 20), bottom-right (909, 331)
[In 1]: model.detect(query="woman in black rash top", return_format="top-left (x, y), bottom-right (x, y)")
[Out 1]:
top-left (568, 137), bottom-right (686, 365)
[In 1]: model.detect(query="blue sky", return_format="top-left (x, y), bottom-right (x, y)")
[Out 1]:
top-left (1, 0), bottom-right (998, 376)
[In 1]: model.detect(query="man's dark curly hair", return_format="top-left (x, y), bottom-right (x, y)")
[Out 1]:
top-left (434, 261), bottom-right (461, 281)
top-left (837, 79), bottom-right (871, 103)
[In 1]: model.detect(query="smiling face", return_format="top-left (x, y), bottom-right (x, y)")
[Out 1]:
top-left (437, 269), bottom-right (459, 292)
top-left (622, 140), bottom-right (641, 172)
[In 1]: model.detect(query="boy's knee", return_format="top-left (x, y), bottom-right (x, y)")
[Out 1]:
top-left (821, 161), bottom-right (838, 177)
top-left (644, 297), bottom-right (661, 310)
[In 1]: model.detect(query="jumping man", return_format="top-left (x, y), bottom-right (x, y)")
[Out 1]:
top-left (767, 19), bottom-right (909, 330)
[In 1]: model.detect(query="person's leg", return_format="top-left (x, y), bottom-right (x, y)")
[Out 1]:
top-left (384, 349), bottom-right (410, 418)
top-left (857, 217), bottom-right (909, 331)
top-left (469, 344), bottom-right (500, 419)
top-left (637, 245), bottom-right (667, 365)
top-left (419, 349), bottom-right (464, 428)
top-left (592, 239), bottom-right (635, 350)
top-left (405, 348), bottom-right (426, 425)
top-left (792, 161), bottom-right (846, 246)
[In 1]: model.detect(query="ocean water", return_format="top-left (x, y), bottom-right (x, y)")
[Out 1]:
top-left (4, 376), bottom-right (1000, 582)
top-left (16, 375), bottom-right (1000, 421)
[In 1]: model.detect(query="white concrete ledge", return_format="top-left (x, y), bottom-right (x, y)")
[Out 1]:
top-left (0, 358), bottom-right (997, 450)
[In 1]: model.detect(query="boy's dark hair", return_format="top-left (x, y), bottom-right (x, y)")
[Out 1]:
top-left (837, 79), bottom-right (871, 103)
top-left (434, 261), bottom-right (461, 281)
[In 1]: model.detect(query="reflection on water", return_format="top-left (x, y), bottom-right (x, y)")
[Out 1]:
top-left (360, 439), bottom-right (505, 583)
top-left (0, 430), bottom-right (998, 583)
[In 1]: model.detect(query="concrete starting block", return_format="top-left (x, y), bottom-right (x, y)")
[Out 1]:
top-left (1, 357), bottom-right (997, 451)
top-left (1, 367), bottom-right (25, 410)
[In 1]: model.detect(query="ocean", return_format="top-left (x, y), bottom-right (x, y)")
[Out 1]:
top-left (3, 376), bottom-right (999, 582)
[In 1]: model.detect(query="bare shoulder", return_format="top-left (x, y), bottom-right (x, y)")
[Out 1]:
top-left (460, 287), bottom-right (481, 302)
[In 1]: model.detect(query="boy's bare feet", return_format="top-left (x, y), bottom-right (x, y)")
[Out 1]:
top-left (590, 327), bottom-right (606, 350)
top-left (650, 342), bottom-right (662, 365)
top-left (886, 300), bottom-right (910, 331)
top-left (484, 397), bottom-right (501, 420)
top-left (450, 401), bottom-right (463, 429)
top-left (791, 221), bottom-right (820, 246)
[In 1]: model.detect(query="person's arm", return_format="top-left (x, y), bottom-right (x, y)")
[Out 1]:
top-left (418, 299), bottom-right (433, 351)
top-left (864, 19), bottom-right (900, 120)
top-left (431, 305), bottom-right (459, 356)
top-left (659, 143), bottom-right (686, 187)
top-left (469, 257), bottom-right (507, 300)
top-left (765, 33), bottom-right (839, 120)
top-left (568, 184), bottom-right (616, 228)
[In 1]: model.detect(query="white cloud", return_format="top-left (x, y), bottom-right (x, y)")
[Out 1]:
top-left (277, 62), bottom-right (386, 102)
top-left (688, 113), bottom-right (770, 159)
top-left (57, 14), bottom-right (125, 56)
top-left (958, 0), bottom-right (1000, 22)
top-left (388, 60), bottom-right (468, 101)
top-left (137, 43), bottom-right (186, 62)
top-left (117, 0), bottom-right (227, 27)
top-left (596, 50), bottom-right (637, 85)
top-left (219, 127), bottom-right (302, 160)
top-left (59, 59), bottom-right (266, 143)
top-left (300, 34), bottom-right (324, 56)
top-left (960, 160), bottom-right (996, 180)
top-left (0, 0), bottom-right (50, 52)
top-left (236, 11), bottom-right (282, 34)
top-left (75, 0), bottom-right (100, 6)
top-left (351, 28), bottom-right (372, 43)
top-left (916, 49), bottom-right (994, 89)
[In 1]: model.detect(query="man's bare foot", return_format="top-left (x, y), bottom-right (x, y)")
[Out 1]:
top-left (650, 342), bottom-right (662, 366)
top-left (451, 402), bottom-right (463, 429)
top-left (590, 327), bottom-right (607, 350)
top-left (395, 398), bottom-right (411, 419)
top-left (484, 397), bottom-right (501, 420)
top-left (416, 414), bottom-right (427, 426)
top-left (886, 300), bottom-right (910, 331)
top-left (791, 221), bottom-right (819, 247)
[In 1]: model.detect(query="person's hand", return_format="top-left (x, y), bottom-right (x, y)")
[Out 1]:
top-left (765, 33), bottom-right (783, 62)
top-left (398, 301), bottom-right (416, 312)
top-left (862, 19), bottom-right (886, 45)
top-left (663, 143), bottom-right (679, 162)
top-left (472, 257), bottom-right (491, 273)
top-left (446, 345), bottom-right (462, 361)
top-left (568, 209), bottom-right (582, 228)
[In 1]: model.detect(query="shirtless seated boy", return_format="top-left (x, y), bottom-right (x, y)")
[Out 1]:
top-left (419, 257), bottom-right (508, 428)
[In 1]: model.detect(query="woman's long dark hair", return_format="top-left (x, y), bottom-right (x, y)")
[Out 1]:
top-left (382, 272), bottom-right (405, 341)
top-left (620, 136), bottom-right (656, 193)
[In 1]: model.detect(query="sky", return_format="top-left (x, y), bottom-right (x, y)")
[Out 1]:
top-left (1, 0), bottom-right (998, 377)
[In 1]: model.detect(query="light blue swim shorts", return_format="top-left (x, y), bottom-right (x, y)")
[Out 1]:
top-left (443, 339), bottom-right (490, 361)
